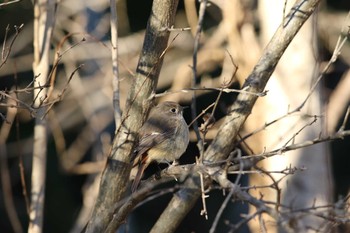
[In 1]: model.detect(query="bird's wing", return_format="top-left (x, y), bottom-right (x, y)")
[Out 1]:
top-left (131, 131), bottom-right (173, 191)
top-left (135, 131), bottom-right (169, 159)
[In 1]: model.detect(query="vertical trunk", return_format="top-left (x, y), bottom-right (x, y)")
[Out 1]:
top-left (29, 1), bottom-right (56, 233)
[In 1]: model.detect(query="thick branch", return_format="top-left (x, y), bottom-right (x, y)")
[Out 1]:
top-left (205, 0), bottom-right (320, 162)
top-left (85, 0), bottom-right (179, 232)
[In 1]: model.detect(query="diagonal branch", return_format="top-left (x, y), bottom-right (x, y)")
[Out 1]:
top-left (85, 0), bottom-right (180, 232)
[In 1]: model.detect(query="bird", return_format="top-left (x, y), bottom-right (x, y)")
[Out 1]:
top-left (131, 101), bottom-right (189, 192)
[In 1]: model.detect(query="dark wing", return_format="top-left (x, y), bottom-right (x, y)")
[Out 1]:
top-left (135, 118), bottom-right (176, 160)
top-left (131, 121), bottom-right (175, 191)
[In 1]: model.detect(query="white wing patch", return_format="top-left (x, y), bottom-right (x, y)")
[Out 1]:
top-left (150, 132), bottom-right (160, 136)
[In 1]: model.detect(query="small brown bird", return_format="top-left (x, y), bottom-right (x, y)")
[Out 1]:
top-left (131, 101), bottom-right (189, 192)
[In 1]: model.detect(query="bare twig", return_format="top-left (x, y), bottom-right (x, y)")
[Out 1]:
top-left (197, 157), bottom-right (209, 219)
top-left (236, 129), bottom-right (350, 165)
top-left (189, 1), bottom-right (211, 222)
top-left (213, 170), bottom-right (283, 227)
top-left (191, 0), bottom-right (208, 159)
top-left (209, 150), bottom-right (243, 233)
top-left (0, 0), bottom-right (22, 7)
top-left (110, 0), bottom-right (122, 130)
top-left (282, 115), bottom-right (318, 147)
top-left (0, 24), bottom-right (24, 69)
top-left (106, 179), bottom-right (180, 232)
top-left (209, 188), bottom-right (234, 233)
top-left (227, 210), bottom-right (262, 233)
top-left (154, 86), bottom-right (266, 98)
top-left (254, 166), bottom-right (283, 211)
top-left (47, 34), bottom-right (85, 100)
top-left (0, 91), bottom-right (37, 117)
top-left (44, 64), bottom-right (83, 118)
top-left (296, 19), bottom-right (350, 112)
top-left (339, 106), bottom-right (350, 132)
top-left (189, 102), bottom-right (215, 127)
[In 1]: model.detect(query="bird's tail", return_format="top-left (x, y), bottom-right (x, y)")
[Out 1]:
top-left (131, 162), bottom-right (147, 192)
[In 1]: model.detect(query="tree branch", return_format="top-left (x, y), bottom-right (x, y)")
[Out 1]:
top-left (110, 0), bottom-right (122, 129)
top-left (85, 0), bottom-right (179, 232)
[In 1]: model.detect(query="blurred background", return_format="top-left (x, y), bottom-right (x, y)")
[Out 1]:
top-left (0, 0), bottom-right (349, 232)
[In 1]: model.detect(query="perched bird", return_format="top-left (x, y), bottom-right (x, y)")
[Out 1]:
top-left (131, 101), bottom-right (189, 192)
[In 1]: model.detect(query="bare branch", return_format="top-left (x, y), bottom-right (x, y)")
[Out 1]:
top-left (85, 1), bottom-right (180, 232)
top-left (0, 0), bottom-right (22, 7)
top-left (190, 0), bottom-right (208, 159)
top-left (110, 0), bottom-right (122, 130)
top-left (340, 107), bottom-right (350, 132)
top-left (209, 149), bottom-right (243, 233)
top-left (154, 86), bottom-right (266, 98)
top-left (236, 129), bottom-right (350, 166)
top-left (43, 64), bottom-right (83, 118)
top-left (0, 24), bottom-right (24, 69)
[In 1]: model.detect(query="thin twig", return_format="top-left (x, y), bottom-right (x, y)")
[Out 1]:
top-left (0, 0), bottom-right (21, 7)
top-left (259, 214), bottom-right (267, 233)
top-left (209, 188), bottom-right (234, 233)
top-left (47, 35), bottom-right (85, 100)
top-left (209, 150), bottom-right (242, 233)
top-left (190, 2), bottom-right (210, 221)
top-left (188, 102), bottom-right (215, 127)
top-left (43, 64), bottom-right (83, 118)
top-left (296, 23), bottom-right (350, 112)
top-left (191, 0), bottom-right (208, 159)
top-left (154, 86), bottom-right (265, 98)
top-left (197, 157), bottom-right (209, 220)
top-left (339, 106), bottom-right (350, 132)
top-left (282, 115), bottom-right (318, 147)
top-left (0, 24), bottom-right (24, 69)
top-left (254, 166), bottom-right (283, 211)
top-left (0, 91), bottom-right (36, 117)
top-left (110, 0), bottom-right (121, 130)
top-left (227, 210), bottom-right (262, 233)
top-left (236, 129), bottom-right (350, 164)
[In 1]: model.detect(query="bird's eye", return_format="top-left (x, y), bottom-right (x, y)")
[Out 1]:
top-left (170, 108), bottom-right (177, 113)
